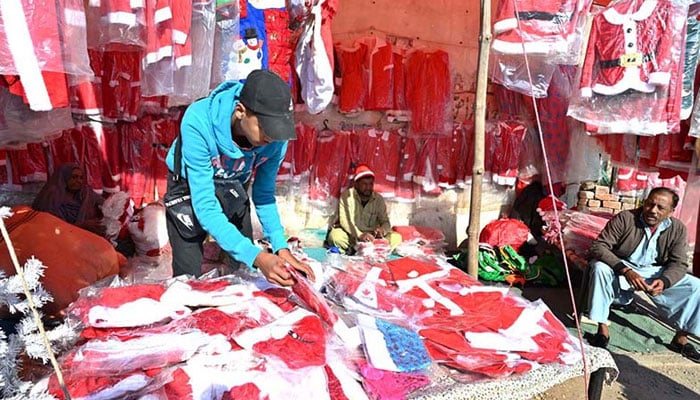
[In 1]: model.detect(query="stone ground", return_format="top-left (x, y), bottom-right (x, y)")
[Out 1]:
top-left (518, 272), bottom-right (700, 400)
top-left (535, 352), bottom-right (700, 399)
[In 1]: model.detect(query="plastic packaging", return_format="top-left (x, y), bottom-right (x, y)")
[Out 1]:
top-left (568, 0), bottom-right (689, 135)
top-left (327, 246), bottom-right (344, 270)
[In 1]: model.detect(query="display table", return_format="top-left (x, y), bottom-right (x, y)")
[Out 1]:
top-left (411, 345), bottom-right (617, 400)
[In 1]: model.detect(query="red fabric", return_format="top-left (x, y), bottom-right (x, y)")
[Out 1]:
top-left (3, 71), bottom-right (70, 111)
top-left (351, 129), bottom-right (402, 197)
top-left (436, 124), bottom-right (469, 188)
top-left (404, 49), bottom-right (451, 136)
top-left (308, 131), bottom-right (353, 201)
top-left (412, 137), bottom-right (441, 195)
top-left (392, 49), bottom-right (407, 110)
top-left (336, 43), bottom-right (368, 113)
top-left (163, 368), bottom-right (192, 399)
top-left (292, 123), bottom-right (319, 176)
top-left (101, 50), bottom-right (141, 121)
top-left (224, 382), bottom-right (266, 400)
top-left (325, 365), bottom-right (350, 400)
top-left (478, 218), bottom-right (531, 252)
top-left (489, 121), bottom-right (527, 186)
top-left (385, 257), bottom-right (444, 282)
top-left (288, 265), bottom-right (339, 326)
top-left (395, 134), bottom-right (418, 201)
top-left (0, 206), bottom-right (123, 317)
top-left (250, 314), bottom-right (327, 369)
top-left (365, 38), bottom-right (395, 110)
top-left (264, 8), bottom-right (293, 82)
top-left (392, 226), bottom-right (445, 242)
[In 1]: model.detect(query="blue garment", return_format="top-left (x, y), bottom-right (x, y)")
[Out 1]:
top-left (588, 217), bottom-right (700, 335)
top-left (165, 80), bottom-right (288, 268)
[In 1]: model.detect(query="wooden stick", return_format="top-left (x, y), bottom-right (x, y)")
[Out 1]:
top-left (0, 212), bottom-right (71, 399)
top-left (466, 0), bottom-right (492, 278)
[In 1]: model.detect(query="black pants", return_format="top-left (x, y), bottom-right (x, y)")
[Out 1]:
top-left (165, 174), bottom-right (253, 277)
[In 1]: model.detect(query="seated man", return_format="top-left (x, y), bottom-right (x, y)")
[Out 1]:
top-left (327, 164), bottom-right (402, 254)
top-left (586, 187), bottom-right (700, 362)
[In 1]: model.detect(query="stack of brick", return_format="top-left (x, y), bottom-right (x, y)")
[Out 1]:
top-left (576, 181), bottom-right (639, 215)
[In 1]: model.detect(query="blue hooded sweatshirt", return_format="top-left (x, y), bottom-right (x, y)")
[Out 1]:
top-left (165, 80), bottom-right (288, 268)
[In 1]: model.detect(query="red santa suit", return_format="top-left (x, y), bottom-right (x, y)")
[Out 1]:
top-left (579, 0), bottom-right (675, 98)
top-left (351, 129), bottom-right (402, 198)
top-left (0, 1), bottom-right (73, 111)
top-left (308, 130), bottom-right (353, 202)
top-left (491, 0), bottom-right (589, 56)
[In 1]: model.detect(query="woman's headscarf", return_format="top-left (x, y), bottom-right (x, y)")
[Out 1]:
top-left (32, 164), bottom-right (103, 224)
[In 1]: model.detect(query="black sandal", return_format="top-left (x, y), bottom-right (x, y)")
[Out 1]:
top-left (669, 342), bottom-right (700, 363)
top-left (588, 333), bottom-right (609, 349)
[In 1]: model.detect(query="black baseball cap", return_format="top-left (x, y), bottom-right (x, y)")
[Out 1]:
top-left (239, 69), bottom-right (296, 141)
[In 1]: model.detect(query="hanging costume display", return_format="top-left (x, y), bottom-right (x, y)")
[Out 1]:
top-left (489, 0), bottom-right (593, 96)
top-left (568, 0), bottom-right (688, 135)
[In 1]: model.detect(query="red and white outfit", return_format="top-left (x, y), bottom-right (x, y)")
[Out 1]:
top-left (404, 49), bottom-right (451, 136)
top-left (335, 42), bottom-right (368, 113)
top-left (351, 129), bottom-right (402, 198)
top-left (0, 0), bottom-right (73, 111)
top-left (580, 0), bottom-right (674, 98)
top-left (491, 0), bottom-right (588, 56)
top-left (308, 130), bottom-right (353, 202)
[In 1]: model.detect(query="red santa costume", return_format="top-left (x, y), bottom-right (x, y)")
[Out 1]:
top-left (491, 0), bottom-right (590, 58)
top-left (570, 0), bottom-right (686, 135)
top-left (580, 0), bottom-right (674, 97)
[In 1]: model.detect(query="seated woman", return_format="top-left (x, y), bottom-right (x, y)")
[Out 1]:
top-left (32, 164), bottom-right (106, 236)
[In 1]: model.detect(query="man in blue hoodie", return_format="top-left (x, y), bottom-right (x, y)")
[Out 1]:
top-left (165, 69), bottom-right (314, 286)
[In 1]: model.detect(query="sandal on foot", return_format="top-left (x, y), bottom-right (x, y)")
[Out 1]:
top-left (588, 333), bottom-right (609, 349)
top-left (669, 342), bottom-right (700, 363)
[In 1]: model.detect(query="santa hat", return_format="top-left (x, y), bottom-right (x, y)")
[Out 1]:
top-left (353, 164), bottom-right (375, 181)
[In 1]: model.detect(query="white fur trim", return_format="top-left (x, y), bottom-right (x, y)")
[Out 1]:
top-left (146, 46), bottom-right (173, 64)
top-left (1, 1), bottom-right (52, 111)
top-left (595, 119), bottom-right (668, 135)
top-left (493, 18), bottom-right (518, 34)
top-left (648, 71), bottom-right (670, 86)
top-left (88, 297), bottom-right (190, 328)
top-left (154, 6), bottom-right (172, 24)
top-left (234, 308), bottom-right (313, 347)
top-left (104, 11), bottom-right (137, 26)
top-left (580, 87), bottom-right (593, 98)
top-left (90, 374), bottom-right (150, 399)
top-left (89, 0), bottom-right (100, 7)
top-left (131, 0), bottom-right (145, 8)
top-left (603, 0), bottom-right (657, 25)
top-left (175, 54), bottom-right (192, 69)
top-left (491, 36), bottom-right (568, 55)
top-left (591, 67), bottom-right (655, 95)
top-left (396, 273), bottom-right (463, 316)
top-left (492, 174), bottom-right (517, 186)
top-left (172, 30), bottom-right (188, 45)
top-left (64, 8), bottom-right (86, 27)
top-left (617, 168), bottom-right (634, 179)
top-left (160, 280), bottom-right (254, 307)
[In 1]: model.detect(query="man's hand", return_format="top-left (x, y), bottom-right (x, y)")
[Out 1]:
top-left (359, 232), bottom-right (375, 242)
top-left (647, 279), bottom-right (665, 296)
top-left (276, 248), bottom-right (315, 282)
top-left (373, 227), bottom-right (385, 238)
top-left (254, 250), bottom-right (315, 286)
top-left (623, 268), bottom-right (651, 292)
